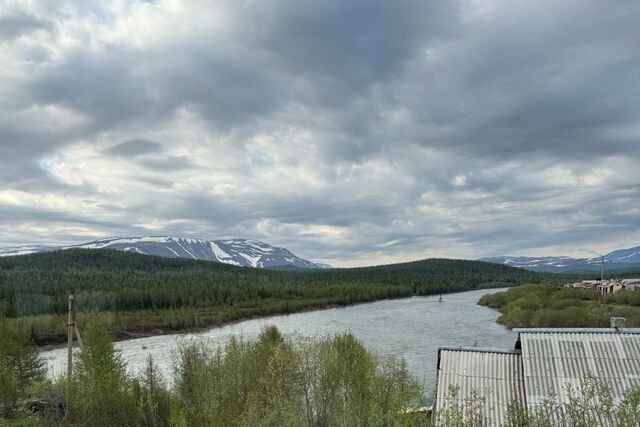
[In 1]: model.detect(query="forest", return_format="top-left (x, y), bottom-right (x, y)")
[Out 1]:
top-left (0, 249), bottom-right (561, 345)
top-left (478, 284), bottom-right (640, 328)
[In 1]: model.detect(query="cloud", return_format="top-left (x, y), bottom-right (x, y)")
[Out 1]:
top-left (0, 0), bottom-right (639, 266)
top-left (0, 9), bottom-right (51, 40)
top-left (103, 139), bottom-right (163, 157)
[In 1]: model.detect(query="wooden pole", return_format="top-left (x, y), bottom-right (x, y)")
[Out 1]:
top-left (74, 323), bottom-right (84, 351)
top-left (67, 294), bottom-right (74, 378)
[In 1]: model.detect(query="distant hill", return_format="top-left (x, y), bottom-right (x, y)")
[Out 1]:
top-left (0, 249), bottom-right (556, 317)
top-left (480, 245), bottom-right (640, 273)
top-left (0, 236), bottom-right (330, 269)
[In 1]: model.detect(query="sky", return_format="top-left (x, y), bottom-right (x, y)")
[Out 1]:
top-left (1, 0), bottom-right (639, 267)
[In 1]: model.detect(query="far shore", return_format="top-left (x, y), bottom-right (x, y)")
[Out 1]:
top-left (39, 286), bottom-right (509, 351)
top-left (39, 296), bottom-right (411, 351)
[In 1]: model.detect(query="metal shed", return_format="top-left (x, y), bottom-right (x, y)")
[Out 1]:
top-left (434, 347), bottom-right (525, 426)
top-left (515, 328), bottom-right (640, 410)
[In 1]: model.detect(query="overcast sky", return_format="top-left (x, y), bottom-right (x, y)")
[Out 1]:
top-left (1, 0), bottom-right (639, 267)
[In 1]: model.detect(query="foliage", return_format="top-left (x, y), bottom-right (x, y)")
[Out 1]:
top-left (0, 249), bottom-right (556, 343)
top-left (433, 385), bottom-right (488, 427)
top-left (507, 376), bottom-right (640, 427)
top-left (2, 321), bottom-right (640, 426)
top-left (172, 325), bottom-right (425, 426)
top-left (478, 284), bottom-right (640, 328)
top-left (0, 321), bottom-right (46, 418)
top-left (132, 356), bottom-right (171, 427)
top-left (64, 320), bottom-right (137, 427)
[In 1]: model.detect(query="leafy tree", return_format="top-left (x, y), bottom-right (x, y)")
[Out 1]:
top-left (0, 320), bottom-right (45, 417)
top-left (133, 356), bottom-right (171, 427)
top-left (65, 320), bottom-right (137, 426)
top-left (173, 325), bottom-right (425, 426)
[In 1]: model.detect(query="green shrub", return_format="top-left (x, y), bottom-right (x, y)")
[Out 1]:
top-left (132, 356), bottom-right (171, 427)
top-left (172, 326), bottom-right (425, 426)
top-left (64, 320), bottom-right (137, 427)
top-left (0, 321), bottom-right (45, 418)
top-left (479, 285), bottom-right (640, 328)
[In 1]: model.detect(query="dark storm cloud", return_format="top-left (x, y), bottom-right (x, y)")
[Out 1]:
top-left (103, 140), bottom-right (196, 170)
top-left (0, 9), bottom-right (51, 40)
top-left (0, 0), bottom-right (639, 263)
top-left (396, 0), bottom-right (640, 162)
top-left (245, 0), bottom-right (457, 90)
top-left (138, 155), bottom-right (195, 171)
top-left (103, 140), bottom-right (163, 157)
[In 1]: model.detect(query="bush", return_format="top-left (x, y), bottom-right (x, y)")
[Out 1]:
top-left (172, 325), bottom-right (425, 426)
top-left (0, 321), bottom-right (46, 418)
top-left (132, 356), bottom-right (171, 427)
top-left (479, 285), bottom-right (640, 328)
top-left (64, 320), bottom-right (137, 426)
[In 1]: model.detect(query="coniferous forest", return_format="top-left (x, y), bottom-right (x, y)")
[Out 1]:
top-left (1, 249), bottom-right (570, 344)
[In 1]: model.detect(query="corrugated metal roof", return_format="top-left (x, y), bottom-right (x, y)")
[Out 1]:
top-left (520, 332), bottom-right (640, 410)
top-left (435, 348), bottom-right (524, 426)
top-left (514, 328), bottom-right (640, 334)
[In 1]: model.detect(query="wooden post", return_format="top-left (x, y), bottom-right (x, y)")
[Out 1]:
top-left (67, 294), bottom-right (74, 378)
top-left (74, 323), bottom-right (84, 351)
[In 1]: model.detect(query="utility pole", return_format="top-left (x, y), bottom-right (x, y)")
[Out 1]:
top-left (601, 255), bottom-right (605, 282)
top-left (67, 294), bottom-right (74, 378)
top-left (66, 293), bottom-right (84, 379)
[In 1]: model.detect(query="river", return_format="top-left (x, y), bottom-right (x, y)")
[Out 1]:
top-left (41, 287), bottom-right (514, 391)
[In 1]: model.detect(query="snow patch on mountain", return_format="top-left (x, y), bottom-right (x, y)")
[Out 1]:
top-left (481, 245), bottom-right (640, 273)
top-left (0, 237), bottom-right (331, 269)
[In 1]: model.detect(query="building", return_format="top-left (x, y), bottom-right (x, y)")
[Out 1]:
top-left (570, 280), bottom-right (600, 290)
top-left (622, 279), bottom-right (640, 291)
top-left (435, 347), bottom-right (524, 424)
top-left (570, 279), bottom-right (640, 294)
top-left (433, 326), bottom-right (640, 426)
top-left (597, 281), bottom-right (623, 294)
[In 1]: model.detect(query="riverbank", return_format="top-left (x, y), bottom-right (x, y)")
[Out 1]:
top-left (37, 294), bottom-right (415, 351)
top-left (1, 249), bottom-right (557, 346)
top-left (41, 288), bottom-right (516, 389)
top-left (479, 284), bottom-right (640, 328)
top-left (26, 283), bottom-right (520, 350)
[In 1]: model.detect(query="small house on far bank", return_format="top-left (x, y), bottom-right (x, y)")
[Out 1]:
top-left (597, 281), bottom-right (623, 294)
top-left (569, 278), bottom-right (640, 294)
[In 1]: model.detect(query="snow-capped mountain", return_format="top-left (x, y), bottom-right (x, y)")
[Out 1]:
top-left (0, 237), bottom-right (330, 269)
top-left (480, 245), bottom-right (640, 273)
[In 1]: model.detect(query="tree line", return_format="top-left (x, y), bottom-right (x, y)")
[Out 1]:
top-left (0, 249), bottom-right (574, 344)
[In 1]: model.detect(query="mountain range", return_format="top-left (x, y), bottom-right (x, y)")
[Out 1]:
top-left (0, 236), bottom-right (330, 269)
top-left (2, 236), bottom-right (639, 274)
top-left (480, 245), bottom-right (640, 273)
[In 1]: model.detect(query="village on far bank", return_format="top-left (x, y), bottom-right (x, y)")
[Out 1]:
top-left (567, 277), bottom-right (640, 294)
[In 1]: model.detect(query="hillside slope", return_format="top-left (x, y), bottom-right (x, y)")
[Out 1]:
top-left (0, 236), bottom-right (328, 269)
top-left (0, 250), bottom-right (563, 344)
top-left (481, 245), bottom-right (640, 273)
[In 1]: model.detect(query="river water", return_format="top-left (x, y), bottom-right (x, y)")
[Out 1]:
top-left (41, 288), bottom-right (515, 391)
